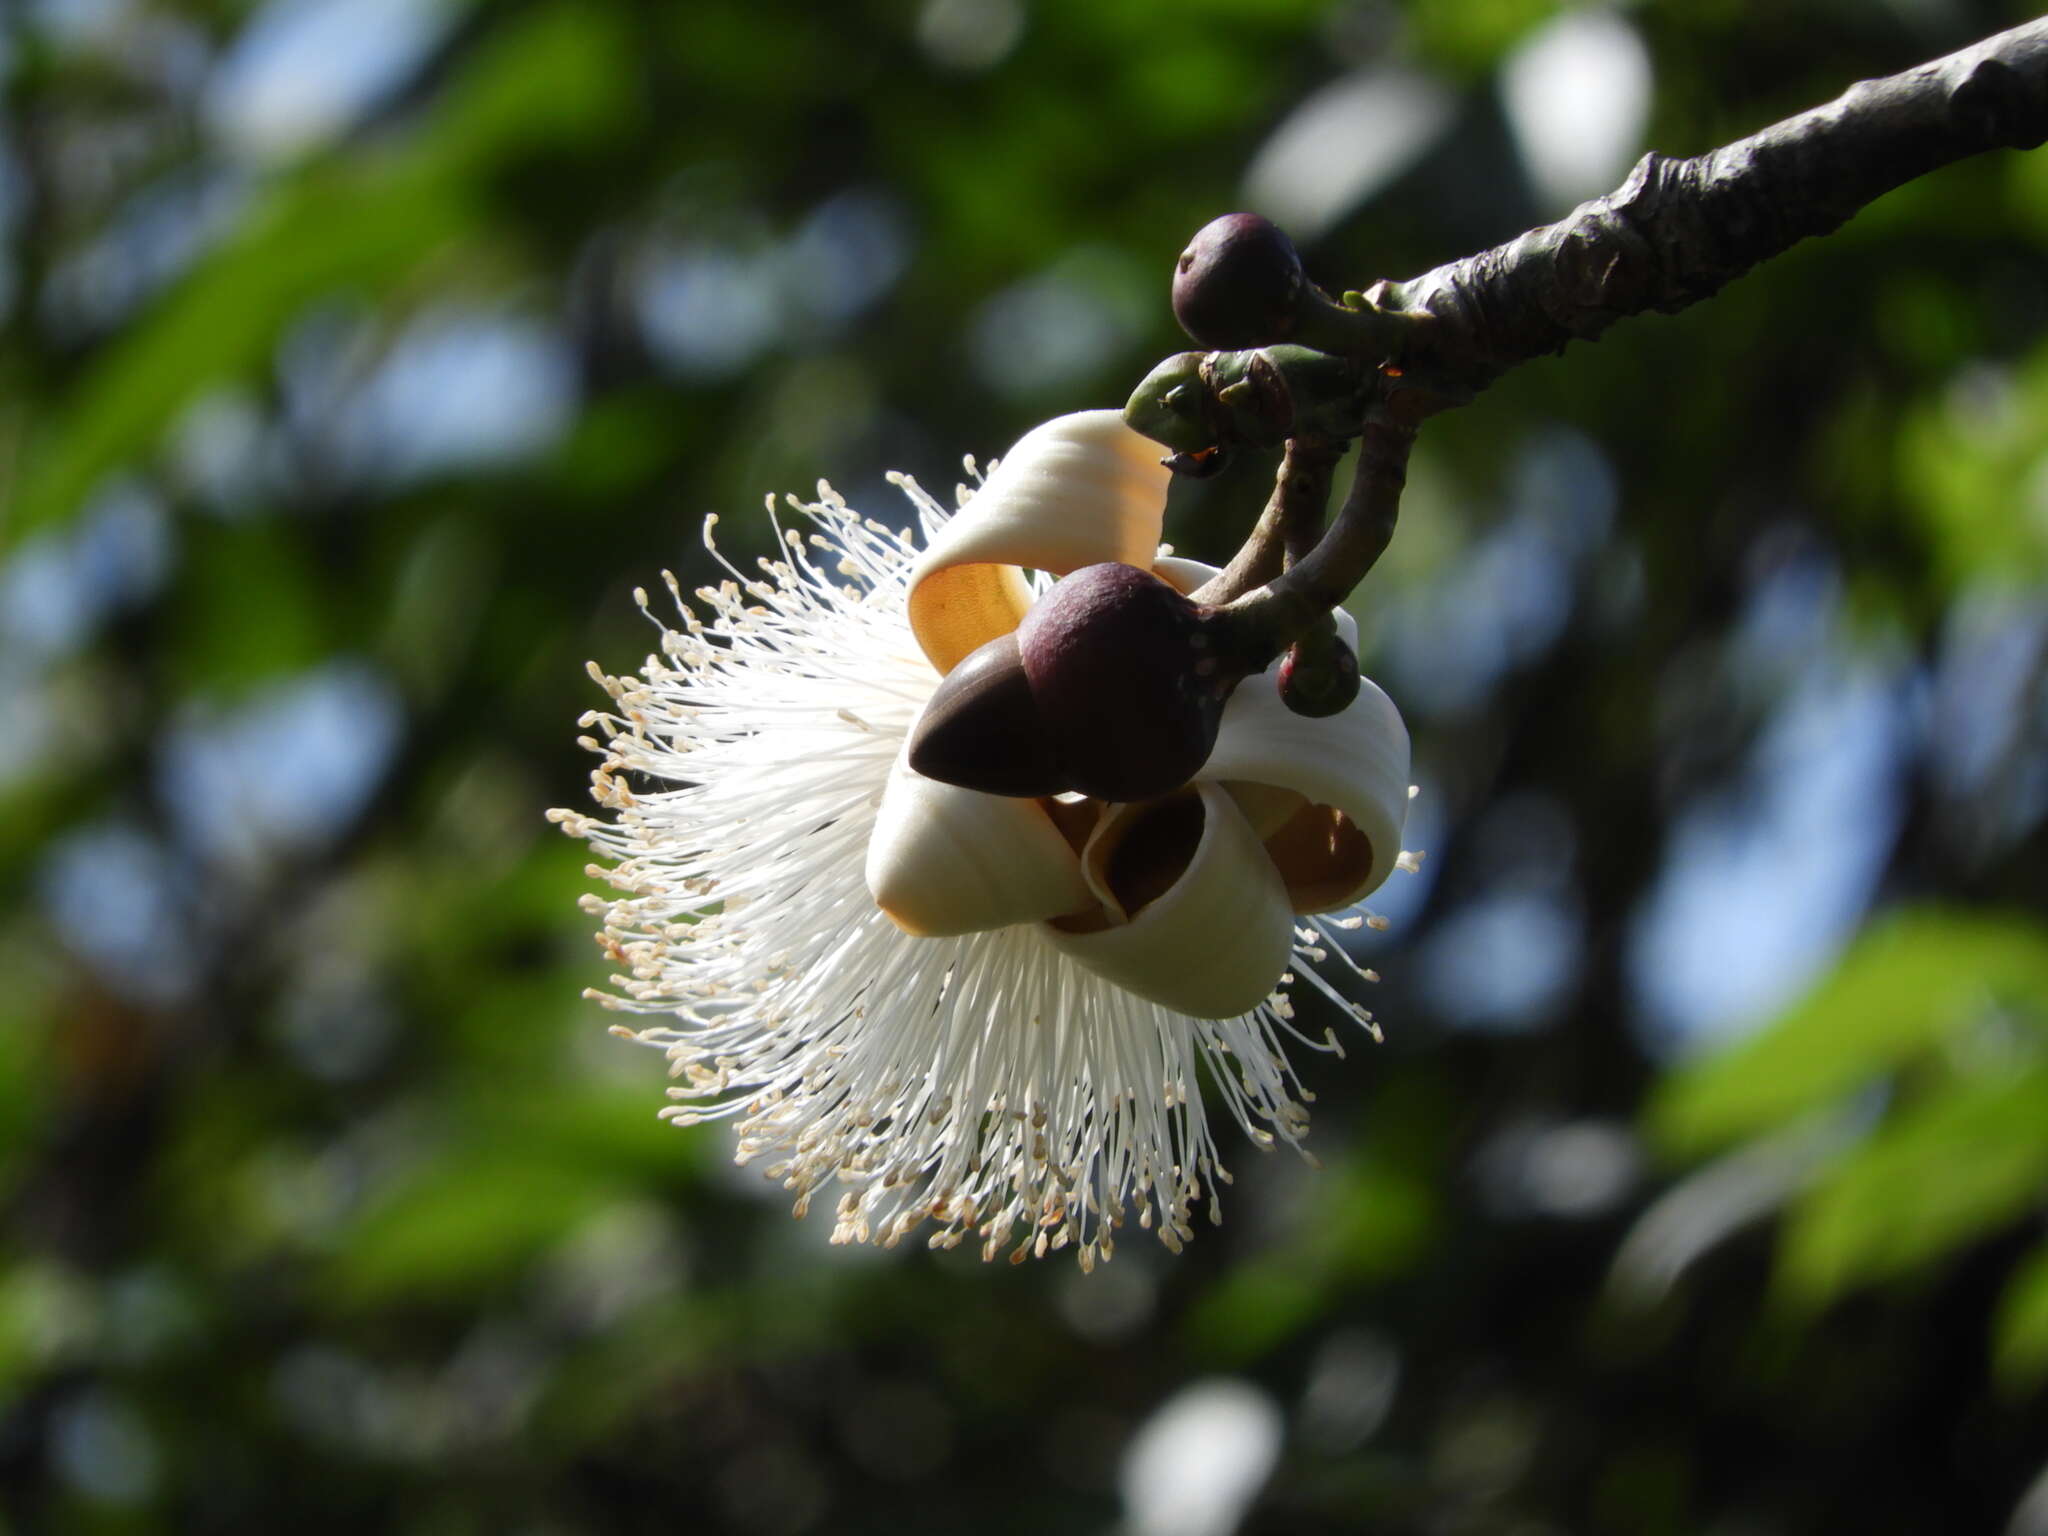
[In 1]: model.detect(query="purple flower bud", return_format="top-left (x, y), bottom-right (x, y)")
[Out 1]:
top-left (907, 566), bottom-right (1245, 803)
top-left (1018, 563), bottom-right (1235, 802)
top-left (1172, 213), bottom-right (1306, 350)
top-left (1276, 633), bottom-right (1361, 718)
top-left (906, 631), bottom-right (1071, 798)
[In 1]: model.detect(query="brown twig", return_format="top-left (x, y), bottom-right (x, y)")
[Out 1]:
top-left (1212, 416), bottom-right (1414, 671)
top-left (1379, 18), bottom-right (2048, 398)
top-left (1189, 434), bottom-right (1344, 608)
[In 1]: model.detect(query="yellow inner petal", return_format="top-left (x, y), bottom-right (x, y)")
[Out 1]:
top-left (1264, 802), bottom-right (1375, 915)
top-left (907, 561), bottom-right (1036, 675)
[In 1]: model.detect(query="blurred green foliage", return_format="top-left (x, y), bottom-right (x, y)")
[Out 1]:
top-left (2, 0), bottom-right (2047, 1532)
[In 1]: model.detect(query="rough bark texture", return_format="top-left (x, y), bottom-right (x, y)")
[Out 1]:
top-left (1391, 17), bottom-right (2048, 394)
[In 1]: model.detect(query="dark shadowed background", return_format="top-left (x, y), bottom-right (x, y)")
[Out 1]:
top-left (3, 0), bottom-right (2047, 1531)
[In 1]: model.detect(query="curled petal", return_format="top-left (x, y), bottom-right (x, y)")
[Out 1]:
top-left (1040, 782), bottom-right (1295, 1020)
top-left (866, 747), bottom-right (1093, 936)
top-left (1152, 555), bottom-right (1220, 595)
top-left (907, 411), bottom-right (1173, 674)
top-left (1067, 794), bottom-right (1198, 927)
top-left (1203, 669), bottom-right (1409, 912)
top-left (1223, 780), bottom-right (1309, 840)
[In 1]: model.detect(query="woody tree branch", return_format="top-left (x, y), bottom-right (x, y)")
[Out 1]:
top-left (1380, 15), bottom-right (2048, 397)
top-left (1135, 17), bottom-right (2048, 692)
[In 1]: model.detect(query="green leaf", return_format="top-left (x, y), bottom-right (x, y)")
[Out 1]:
top-left (0, 938), bottom-right (57, 1205)
top-left (376, 511), bottom-right (497, 701)
top-left (1994, 1239), bottom-right (2048, 1394)
top-left (0, 1262), bottom-right (95, 1401)
top-left (6, 2), bottom-right (633, 540)
top-left (168, 521), bottom-right (334, 693)
top-left (325, 1147), bottom-right (622, 1308)
top-left (1411, 0), bottom-right (1561, 75)
top-left (11, 172), bottom-right (474, 542)
top-left (1895, 334), bottom-right (2048, 589)
top-left (1778, 1065), bottom-right (2048, 1308)
top-left (1650, 907), bottom-right (2048, 1158)
top-left (1182, 1157), bottom-right (1433, 1362)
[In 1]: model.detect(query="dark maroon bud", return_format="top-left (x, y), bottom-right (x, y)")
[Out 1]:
top-left (1017, 563), bottom-right (1238, 802)
top-left (1276, 632), bottom-right (1361, 718)
top-left (907, 631), bottom-right (1072, 797)
top-left (1172, 213), bottom-right (1306, 350)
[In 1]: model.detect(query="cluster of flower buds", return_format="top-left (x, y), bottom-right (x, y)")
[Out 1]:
top-left (906, 210), bottom-right (1417, 818)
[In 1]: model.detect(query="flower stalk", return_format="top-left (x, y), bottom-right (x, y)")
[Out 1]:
top-left (1189, 432), bottom-right (1344, 609)
top-left (1216, 414), bottom-right (1413, 668)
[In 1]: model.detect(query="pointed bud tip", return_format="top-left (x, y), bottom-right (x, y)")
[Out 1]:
top-left (906, 631), bottom-right (1071, 797)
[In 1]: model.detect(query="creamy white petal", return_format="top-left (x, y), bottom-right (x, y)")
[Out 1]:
top-left (1041, 782), bottom-right (1296, 1020)
top-left (1202, 667), bottom-right (1409, 911)
top-left (866, 744), bottom-right (1093, 936)
top-left (1152, 555), bottom-right (1221, 595)
top-left (1224, 780), bottom-right (1310, 840)
top-left (906, 410), bottom-right (1173, 673)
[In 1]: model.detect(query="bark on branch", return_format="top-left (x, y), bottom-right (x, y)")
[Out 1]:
top-left (1121, 18), bottom-right (2048, 705)
top-left (1382, 17), bottom-right (2048, 397)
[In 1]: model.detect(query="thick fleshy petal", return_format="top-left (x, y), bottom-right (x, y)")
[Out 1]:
top-left (1202, 667), bottom-right (1409, 912)
top-left (1040, 782), bottom-right (1295, 1019)
top-left (1151, 555), bottom-right (1221, 595)
top-left (907, 411), bottom-right (1173, 674)
top-left (866, 744), bottom-right (1093, 936)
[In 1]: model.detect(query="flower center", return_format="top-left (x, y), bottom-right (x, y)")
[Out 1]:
top-left (1047, 788), bottom-right (1204, 934)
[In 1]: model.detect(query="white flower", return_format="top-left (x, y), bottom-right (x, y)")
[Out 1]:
top-left (551, 411), bottom-right (1412, 1267)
